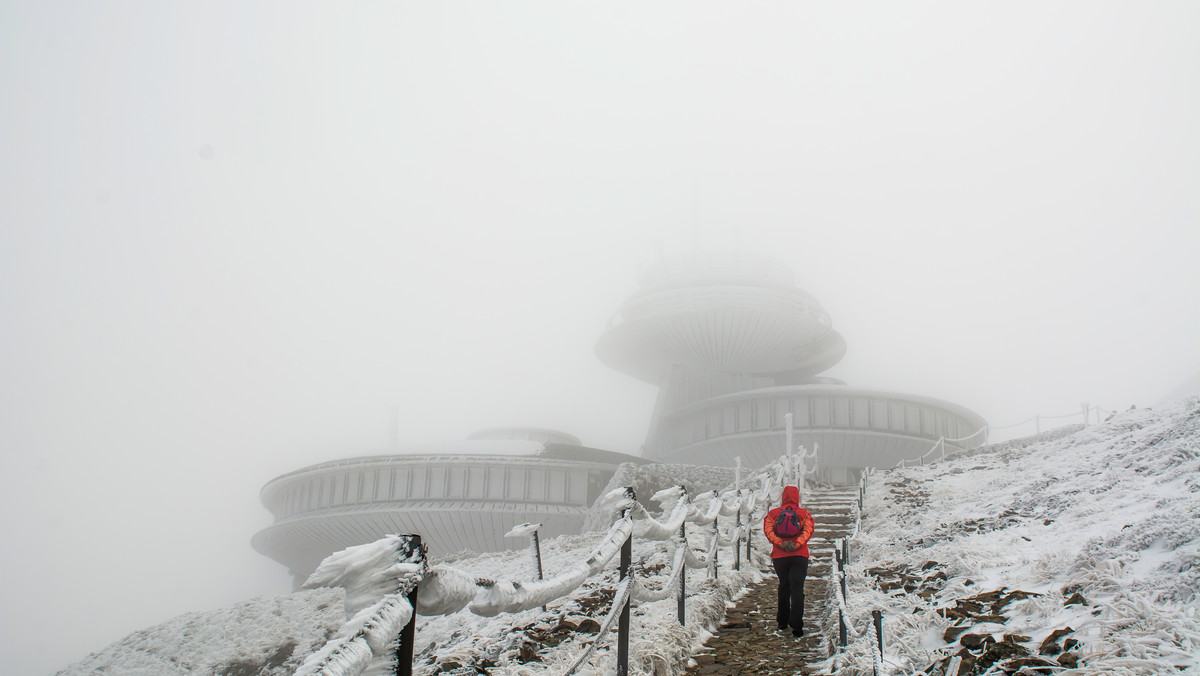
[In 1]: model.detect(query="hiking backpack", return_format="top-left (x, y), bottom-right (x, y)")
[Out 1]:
top-left (774, 506), bottom-right (803, 539)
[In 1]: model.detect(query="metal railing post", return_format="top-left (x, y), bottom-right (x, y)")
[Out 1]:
top-left (617, 529), bottom-right (632, 676)
top-left (532, 530), bottom-right (544, 581)
top-left (734, 494), bottom-right (742, 571)
top-left (394, 534), bottom-right (422, 676)
top-left (872, 609), bottom-right (884, 665)
top-left (678, 522), bottom-right (686, 625)
top-left (710, 515), bottom-right (719, 579)
top-left (745, 513), bottom-right (752, 564)
top-left (837, 548), bottom-right (848, 648)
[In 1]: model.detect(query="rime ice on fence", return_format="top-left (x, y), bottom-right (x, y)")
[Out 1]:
top-left (296, 535), bottom-right (425, 676)
top-left (298, 450), bottom-right (802, 675)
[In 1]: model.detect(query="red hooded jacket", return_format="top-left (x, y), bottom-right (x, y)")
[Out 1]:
top-left (763, 485), bottom-right (815, 559)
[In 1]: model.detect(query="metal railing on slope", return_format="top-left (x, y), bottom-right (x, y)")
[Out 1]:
top-left (893, 403), bottom-right (1118, 470)
top-left (292, 452), bottom-right (806, 676)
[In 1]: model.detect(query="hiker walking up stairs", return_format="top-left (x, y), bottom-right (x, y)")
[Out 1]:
top-left (685, 486), bottom-right (861, 675)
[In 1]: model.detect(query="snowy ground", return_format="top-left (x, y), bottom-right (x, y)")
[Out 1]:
top-left (823, 396), bottom-right (1200, 675)
top-left (57, 397), bottom-right (1199, 675)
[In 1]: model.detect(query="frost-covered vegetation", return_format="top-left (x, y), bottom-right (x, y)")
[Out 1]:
top-left (823, 396), bottom-right (1200, 675)
top-left (56, 397), bottom-right (1199, 675)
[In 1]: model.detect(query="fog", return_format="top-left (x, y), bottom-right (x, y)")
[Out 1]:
top-left (1, 3), bottom-right (1197, 674)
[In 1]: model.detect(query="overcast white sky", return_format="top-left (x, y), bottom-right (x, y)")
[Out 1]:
top-left (2, 2), bottom-right (1198, 673)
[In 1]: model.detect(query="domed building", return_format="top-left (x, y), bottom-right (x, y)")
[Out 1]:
top-left (253, 428), bottom-right (642, 587)
top-left (254, 250), bottom-right (987, 582)
top-left (595, 252), bottom-right (987, 483)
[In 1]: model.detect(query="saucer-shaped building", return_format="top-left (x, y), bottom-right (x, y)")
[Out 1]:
top-left (595, 252), bottom-right (987, 482)
top-left (253, 428), bottom-right (642, 587)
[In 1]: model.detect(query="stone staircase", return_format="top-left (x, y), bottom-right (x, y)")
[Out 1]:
top-left (684, 486), bottom-right (861, 675)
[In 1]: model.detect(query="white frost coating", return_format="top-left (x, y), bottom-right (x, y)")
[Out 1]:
top-left (564, 576), bottom-right (634, 676)
top-left (415, 565), bottom-right (478, 616)
top-left (632, 497), bottom-right (690, 541)
top-left (295, 593), bottom-right (414, 676)
top-left (743, 491), bottom-right (758, 514)
top-left (469, 517), bottom-right (634, 616)
top-left (297, 535), bottom-right (425, 676)
top-left (631, 546), bottom-right (687, 602)
top-left (597, 486), bottom-right (636, 515)
top-left (650, 485), bottom-right (686, 506)
top-left (714, 525), bottom-right (744, 547)
top-left (295, 634), bottom-right (374, 676)
top-left (684, 532), bottom-right (720, 568)
top-left (351, 593), bottom-right (415, 655)
top-left (504, 522), bottom-right (542, 538)
top-left (716, 492), bottom-right (742, 516)
top-left (303, 535), bottom-right (423, 615)
top-left (688, 493), bottom-right (723, 526)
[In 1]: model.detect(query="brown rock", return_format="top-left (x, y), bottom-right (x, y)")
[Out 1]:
top-left (956, 600), bottom-right (984, 614)
top-left (972, 590), bottom-right (1003, 604)
top-left (1064, 592), bottom-right (1087, 606)
top-left (1038, 627), bottom-right (1074, 655)
top-left (517, 643), bottom-right (540, 663)
top-left (1057, 652), bottom-right (1080, 668)
top-left (959, 633), bottom-right (994, 649)
top-left (938, 607), bottom-right (967, 621)
top-left (1063, 638), bottom-right (1080, 652)
top-left (944, 626), bottom-right (970, 642)
top-left (1003, 633), bottom-right (1031, 644)
top-left (976, 640), bottom-right (1028, 671)
top-left (953, 648), bottom-right (976, 675)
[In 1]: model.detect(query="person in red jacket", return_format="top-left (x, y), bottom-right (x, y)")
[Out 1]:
top-left (763, 485), bottom-right (815, 637)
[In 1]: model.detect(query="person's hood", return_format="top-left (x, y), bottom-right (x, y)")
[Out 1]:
top-left (781, 485), bottom-right (800, 508)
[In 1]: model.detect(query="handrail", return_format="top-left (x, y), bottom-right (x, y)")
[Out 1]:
top-left (829, 471), bottom-right (889, 675)
top-left (296, 450), bottom-right (808, 676)
top-left (894, 403), bottom-right (1117, 470)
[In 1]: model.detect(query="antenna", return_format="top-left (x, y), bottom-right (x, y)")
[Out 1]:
top-left (690, 174), bottom-right (699, 252)
top-left (391, 403), bottom-right (400, 450)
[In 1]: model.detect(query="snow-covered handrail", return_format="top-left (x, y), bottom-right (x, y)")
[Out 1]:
top-left (894, 424), bottom-right (991, 470)
top-left (826, 480), bottom-right (889, 675)
top-left (629, 487), bottom-right (692, 540)
top-left (683, 531), bottom-right (721, 568)
top-left (563, 576), bottom-right (633, 676)
top-left (469, 515), bottom-right (634, 616)
top-left (630, 546), bottom-right (688, 602)
top-left (299, 453), bottom-right (791, 676)
top-left (296, 535), bottom-right (426, 676)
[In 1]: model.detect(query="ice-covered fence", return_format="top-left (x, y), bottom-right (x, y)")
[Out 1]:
top-left (892, 402), bottom-right (1118, 470)
top-left (295, 462), bottom-right (789, 676)
top-left (819, 469), bottom-right (889, 676)
top-left (294, 449), bottom-right (827, 676)
top-left (295, 535), bottom-right (426, 676)
top-left (910, 403), bottom-right (1118, 460)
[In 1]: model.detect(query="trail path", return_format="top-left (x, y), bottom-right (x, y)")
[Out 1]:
top-left (684, 487), bottom-right (861, 675)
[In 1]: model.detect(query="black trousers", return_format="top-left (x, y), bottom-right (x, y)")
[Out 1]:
top-left (772, 555), bottom-right (809, 633)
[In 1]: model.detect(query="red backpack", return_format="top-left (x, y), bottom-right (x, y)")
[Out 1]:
top-left (774, 506), bottom-right (803, 539)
